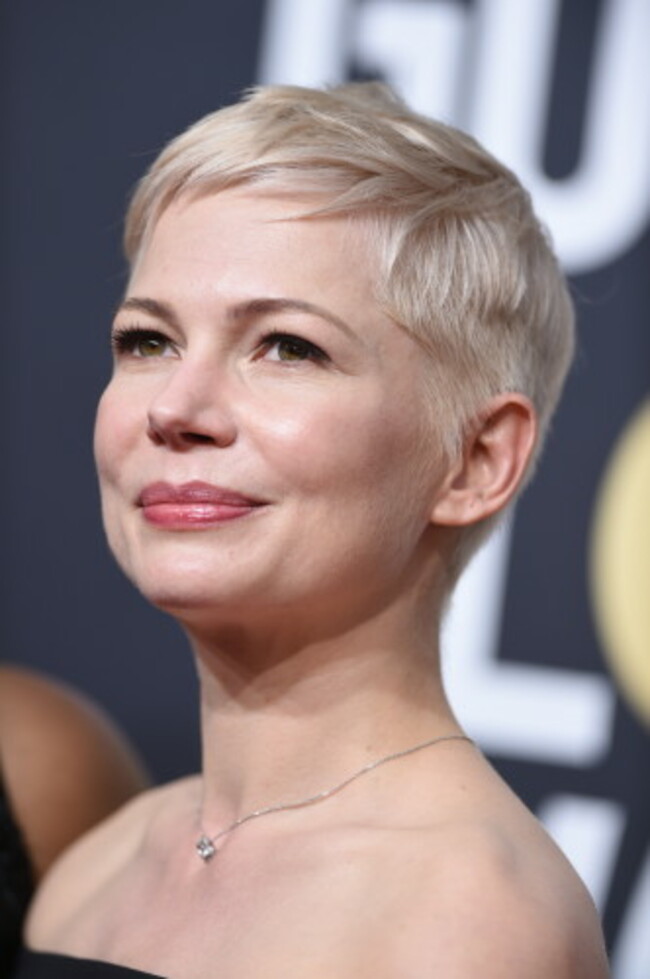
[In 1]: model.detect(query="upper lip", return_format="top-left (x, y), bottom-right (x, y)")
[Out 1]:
top-left (137, 481), bottom-right (267, 508)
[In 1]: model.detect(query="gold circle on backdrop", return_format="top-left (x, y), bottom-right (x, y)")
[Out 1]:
top-left (590, 399), bottom-right (650, 726)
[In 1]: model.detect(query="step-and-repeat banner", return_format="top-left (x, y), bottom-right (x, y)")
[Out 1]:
top-left (2, 2), bottom-right (648, 975)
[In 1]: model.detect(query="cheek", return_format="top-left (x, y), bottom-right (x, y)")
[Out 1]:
top-left (93, 388), bottom-right (141, 568)
top-left (93, 385), bottom-right (140, 485)
top-left (93, 391), bottom-right (112, 481)
top-left (251, 388), bottom-right (434, 507)
top-left (93, 383), bottom-right (143, 552)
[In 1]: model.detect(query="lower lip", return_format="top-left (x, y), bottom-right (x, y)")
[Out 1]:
top-left (141, 502), bottom-right (263, 528)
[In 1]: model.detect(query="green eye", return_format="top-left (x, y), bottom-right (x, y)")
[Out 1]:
top-left (137, 335), bottom-right (168, 357)
top-left (276, 337), bottom-right (313, 361)
top-left (263, 333), bottom-right (328, 363)
top-left (112, 327), bottom-right (173, 358)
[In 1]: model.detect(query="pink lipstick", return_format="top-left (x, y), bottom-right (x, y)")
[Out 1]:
top-left (137, 481), bottom-right (266, 528)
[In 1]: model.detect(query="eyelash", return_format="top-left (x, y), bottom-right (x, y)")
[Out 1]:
top-left (259, 331), bottom-right (329, 364)
top-left (111, 326), bottom-right (173, 357)
top-left (110, 325), bottom-right (329, 364)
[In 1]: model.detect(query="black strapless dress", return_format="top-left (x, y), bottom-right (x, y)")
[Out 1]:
top-left (13, 952), bottom-right (166, 978)
top-left (0, 773), bottom-right (34, 978)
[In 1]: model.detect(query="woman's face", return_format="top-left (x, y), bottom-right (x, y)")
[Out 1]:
top-left (95, 187), bottom-right (449, 631)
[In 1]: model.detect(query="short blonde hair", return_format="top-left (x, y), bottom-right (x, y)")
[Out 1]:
top-left (124, 83), bottom-right (575, 577)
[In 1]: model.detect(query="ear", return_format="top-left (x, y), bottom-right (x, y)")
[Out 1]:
top-left (430, 394), bottom-right (538, 527)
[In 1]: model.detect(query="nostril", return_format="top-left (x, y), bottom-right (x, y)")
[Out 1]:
top-left (147, 425), bottom-right (166, 446)
top-left (184, 432), bottom-right (215, 445)
top-left (146, 400), bottom-right (236, 449)
top-left (147, 426), bottom-right (217, 448)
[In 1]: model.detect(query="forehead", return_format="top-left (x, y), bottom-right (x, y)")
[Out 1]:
top-left (130, 187), bottom-right (375, 303)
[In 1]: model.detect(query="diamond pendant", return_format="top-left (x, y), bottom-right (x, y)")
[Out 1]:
top-left (196, 835), bottom-right (216, 862)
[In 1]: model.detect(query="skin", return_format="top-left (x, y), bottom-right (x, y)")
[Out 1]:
top-left (26, 187), bottom-right (609, 978)
top-left (0, 664), bottom-right (148, 879)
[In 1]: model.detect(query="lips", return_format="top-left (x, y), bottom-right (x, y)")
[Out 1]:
top-left (137, 481), bottom-right (267, 528)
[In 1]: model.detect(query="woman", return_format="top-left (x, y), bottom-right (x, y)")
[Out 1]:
top-left (19, 83), bottom-right (609, 977)
top-left (0, 664), bottom-right (147, 976)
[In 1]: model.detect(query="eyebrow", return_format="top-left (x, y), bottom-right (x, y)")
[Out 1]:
top-left (229, 298), bottom-right (357, 340)
top-left (115, 296), bottom-right (181, 329)
top-left (116, 295), bottom-right (358, 341)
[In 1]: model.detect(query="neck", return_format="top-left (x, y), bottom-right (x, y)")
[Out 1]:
top-left (188, 594), bottom-right (459, 831)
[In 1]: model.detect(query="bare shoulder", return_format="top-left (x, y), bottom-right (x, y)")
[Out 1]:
top-left (26, 778), bottom-right (193, 948)
top-left (340, 745), bottom-right (611, 978)
top-left (0, 664), bottom-right (148, 876)
top-left (389, 814), bottom-right (610, 979)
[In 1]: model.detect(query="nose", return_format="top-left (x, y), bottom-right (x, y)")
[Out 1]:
top-left (146, 360), bottom-right (237, 450)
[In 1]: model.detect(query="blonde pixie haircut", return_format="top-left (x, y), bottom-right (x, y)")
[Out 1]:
top-left (124, 83), bottom-right (575, 578)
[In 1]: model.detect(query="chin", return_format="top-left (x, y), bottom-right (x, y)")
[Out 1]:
top-left (130, 565), bottom-right (242, 612)
top-left (111, 530), bottom-right (256, 603)
top-left (128, 550), bottom-right (285, 622)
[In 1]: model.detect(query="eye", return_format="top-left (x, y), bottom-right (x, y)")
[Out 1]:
top-left (112, 326), bottom-right (175, 359)
top-left (261, 332), bottom-right (328, 364)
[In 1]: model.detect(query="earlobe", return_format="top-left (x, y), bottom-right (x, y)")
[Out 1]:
top-left (430, 394), bottom-right (537, 527)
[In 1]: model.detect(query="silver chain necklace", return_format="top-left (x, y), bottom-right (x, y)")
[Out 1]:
top-left (195, 732), bottom-right (473, 862)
